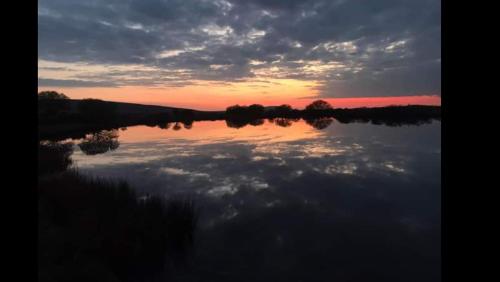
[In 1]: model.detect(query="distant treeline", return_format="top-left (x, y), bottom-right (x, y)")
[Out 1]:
top-left (224, 100), bottom-right (440, 124)
top-left (38, 91), bottom-right (204, 139)
top-left (225, 100), bottom-right (335, 120)
top-left (38, 91), bottom-right (440, 140)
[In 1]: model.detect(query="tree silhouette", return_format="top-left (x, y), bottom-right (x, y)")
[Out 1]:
top-left (226, 104), bottom-right (265, 119)
top-left (38, 91), bottom-right (69, 100)
top-left (305, 100), bottom-right (333, 111)
top-left (276, 104), bottom-right (292, 111)
top-left (226, 104), bottom-right (244, 114)
top-left (78, 130), bottom-right (120, 155)
top-left (248, 104), bottom-right (265, 116)
top-left (273, 104), bottom-right (293, 116)
top-left (38, 91), bottom-right (70, 116)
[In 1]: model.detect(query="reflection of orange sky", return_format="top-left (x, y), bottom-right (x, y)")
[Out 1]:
top-left (38, 79), bottom-right (440, 111)
top-left (116, 120), bottom-right (322, 144)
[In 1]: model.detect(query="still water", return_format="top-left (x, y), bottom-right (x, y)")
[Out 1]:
top-left (66, 118), bottom-right (441, 281)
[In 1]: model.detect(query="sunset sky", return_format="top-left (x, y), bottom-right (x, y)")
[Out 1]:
top-left (38, 0), bottom-right (441, 110)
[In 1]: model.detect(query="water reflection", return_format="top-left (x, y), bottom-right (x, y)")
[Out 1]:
top-left (43, 119), bottom-right (441, 281)
top-left (183, 120), bottom-right (193, 129)
top-left (156, 121), bottom-right (194, 130)
top-left (304, 116), bottom-right (335, 130)
top-left (90, 120), bottom-right (324, 145)
top-left (78, 130), bottom-right (120, 155)
top-left (172, 122), bottom-right (182, 131)
top-left (268, 117), bottom-right (301, 128)
top-left (139, 115), bottom-right (432, 132)
top-left (225, 118), bottom-right (266, 128)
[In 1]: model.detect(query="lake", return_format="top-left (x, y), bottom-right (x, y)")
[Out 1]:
top-left (53, 118), bottom-right (441, 281)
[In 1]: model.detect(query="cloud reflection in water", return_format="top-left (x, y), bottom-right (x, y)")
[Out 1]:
top-left (66, 119), bottom-right (440, 281)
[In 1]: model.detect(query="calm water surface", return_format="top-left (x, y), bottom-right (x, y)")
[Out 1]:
top-left (65, 119), bottom-right (441, 281)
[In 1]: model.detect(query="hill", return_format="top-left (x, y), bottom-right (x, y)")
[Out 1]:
top-left (38, 99), bottom-right (440, 140)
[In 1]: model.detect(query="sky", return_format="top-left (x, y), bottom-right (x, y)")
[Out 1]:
top-left (38, 0), bottom-right (441, 110)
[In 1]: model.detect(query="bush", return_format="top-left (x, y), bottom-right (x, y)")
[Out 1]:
top-left (39, 171), bottom-right (198, 281)
top-left (305, 100), bottom-right (333, 111)
top-left (38, 91), bottom-right (71, 117)
top-left (38, 141), bottom-right (74, 176)
top-left (38, 91), bottom-right (69, 100)
top-left (78, 130), bottom-right (120, 155)
top-left (248, 104), bottom-right (265, 116)
top-left (226, 104), bottom-right (265, 119)
top-left (274, 104), bottom-right (293, 114)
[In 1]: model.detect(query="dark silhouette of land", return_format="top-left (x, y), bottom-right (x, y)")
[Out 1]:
top-left (39, 141), bottom-right (198, 281)
top-left (38, 92), bottom-right (441, 281)
top-left (38, 92), bottom-right (440, 140)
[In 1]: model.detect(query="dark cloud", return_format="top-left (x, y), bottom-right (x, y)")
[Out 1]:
top-left (38, 78), bottom-right (119, 88)
top-left (38, 0), bottom-right (440, 97)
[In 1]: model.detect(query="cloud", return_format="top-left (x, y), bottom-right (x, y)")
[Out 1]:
top-left (38, 78), bottom-right (119, 88)
top-left (38, 0), bottom-right (440, 97)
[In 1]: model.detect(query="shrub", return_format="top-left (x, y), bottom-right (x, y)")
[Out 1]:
top-left (305, 100), bottom-right (333, 111)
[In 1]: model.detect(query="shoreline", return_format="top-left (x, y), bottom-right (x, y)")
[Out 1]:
top-left (39, 103), bottom-right (441, 141)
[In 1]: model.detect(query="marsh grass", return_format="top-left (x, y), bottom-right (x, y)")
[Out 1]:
top-left (38, 141), bottom-right (198, 281)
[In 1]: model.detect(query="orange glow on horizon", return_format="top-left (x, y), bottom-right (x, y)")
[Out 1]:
top-left (296, 95), bottom-right (441, 109)
top-left (38, 81), bottom-right (440, 111)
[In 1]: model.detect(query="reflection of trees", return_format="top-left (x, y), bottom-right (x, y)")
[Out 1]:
top-left (172, 122), bottom-right (182, 131)
top-left (183, 120), bottom-right (193, 129)
top-left (274, 118), bottom-right (299, 127)
top-left (156, 121), bottom-right (193, 130)
top-left (275, 118), bottom-right (291, 127)
top-left (226, 118), bottom-right (265, 128)
top-left (249, 119), bottom-right (264, 126)
top-left (304, 117), bottom-right (334, 130)
top-left (78, 130), bottom-right (120, 155)
top-left (333, 106), bottom-right (440, 126)
top-left (336, 117), bottom-right (434, 127)
top-left (158, 123), bottom-right (171, 130)
top-left (226, 119), bottom-right (248, 129)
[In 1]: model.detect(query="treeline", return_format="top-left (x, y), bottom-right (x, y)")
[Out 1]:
top-left (39, 91), bottom-right (440, 139)
top-left (225, 100), bottom-right (335, 120)
top-left (333, 105), bottom-right (441, 126)
top-left (224, 100), bottom-right (440, 122)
